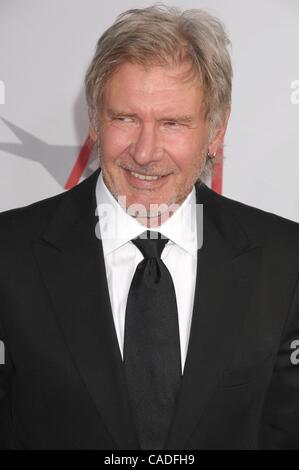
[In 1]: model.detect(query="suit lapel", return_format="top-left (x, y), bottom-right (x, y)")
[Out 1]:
top-left (164, 182), bottom-right (262, 449)
top-left (33, 168), bottom-right (140, 449)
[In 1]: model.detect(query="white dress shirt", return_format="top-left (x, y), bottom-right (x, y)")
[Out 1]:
top-left (95, 171), bottom-right (198, 375)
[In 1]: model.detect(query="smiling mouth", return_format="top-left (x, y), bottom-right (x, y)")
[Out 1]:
top-left (129, 170), bottom-right (169, 180)
top-left (122, 167), bottom-right (171, 189)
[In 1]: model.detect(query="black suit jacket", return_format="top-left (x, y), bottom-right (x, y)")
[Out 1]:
top-left (0, 167), bottom-right (299, 450)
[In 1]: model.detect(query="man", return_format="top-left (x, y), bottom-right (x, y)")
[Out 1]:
top-left (0, 5), bottom-right (299, 450)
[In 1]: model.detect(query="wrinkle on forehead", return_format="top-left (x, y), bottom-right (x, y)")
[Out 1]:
top-left (102, 62), bottom-right (205, 121)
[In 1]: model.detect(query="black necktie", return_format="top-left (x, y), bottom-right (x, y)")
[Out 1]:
top-left (123, 230), bottom-right (182, 450)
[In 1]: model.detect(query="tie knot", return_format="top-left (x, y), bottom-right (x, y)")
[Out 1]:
top-left (131, 230), bottom-right (169, 259)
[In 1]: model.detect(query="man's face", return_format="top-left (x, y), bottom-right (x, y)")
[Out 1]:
top-left (91, 61), bottom-right (220, 219)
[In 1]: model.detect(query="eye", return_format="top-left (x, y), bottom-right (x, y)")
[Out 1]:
top-left (164, 121), bottom-right (181, 128)
top-left (113, 116), bottom-right (135, 123)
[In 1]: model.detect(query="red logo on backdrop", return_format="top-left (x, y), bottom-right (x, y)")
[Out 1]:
top-left (64, 135), bottom-right (95, 189)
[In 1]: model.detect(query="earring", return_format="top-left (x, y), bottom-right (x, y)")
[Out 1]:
top-left (207, 149), bottom-right (217, 160)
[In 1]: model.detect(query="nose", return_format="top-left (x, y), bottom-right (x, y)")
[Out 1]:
top-left (129, 122), bottom-right (163, 166)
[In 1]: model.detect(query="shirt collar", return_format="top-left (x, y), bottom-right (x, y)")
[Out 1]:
top-left (96, 171), bottom-right (198, 258)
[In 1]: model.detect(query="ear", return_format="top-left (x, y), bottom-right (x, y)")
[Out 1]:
top-left (208, 106), bottom-right (231, 155)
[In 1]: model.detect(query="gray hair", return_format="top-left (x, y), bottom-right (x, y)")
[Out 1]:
top-left (85, 4), bottom-right (232, 160)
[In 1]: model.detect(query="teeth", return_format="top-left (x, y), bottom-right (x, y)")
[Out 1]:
top-left (130, 171), bottom-right (161, 181)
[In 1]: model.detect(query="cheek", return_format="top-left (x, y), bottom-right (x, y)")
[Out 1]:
top-left (166, 135), bottom-right (203, 171)
top-left (100, 127), bottom-right (133, 162)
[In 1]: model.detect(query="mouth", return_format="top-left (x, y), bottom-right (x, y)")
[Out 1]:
top-left (123, 168), bottom-right (171, 189)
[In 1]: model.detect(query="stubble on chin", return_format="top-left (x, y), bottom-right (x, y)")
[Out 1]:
top-left (98, 149), bottom-right (207, 218)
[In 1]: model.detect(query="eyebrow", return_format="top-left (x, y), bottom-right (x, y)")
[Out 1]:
top-left (107, 108), bottom-right (137, 118)
top-left (106, 108), bottom-right (195, 123)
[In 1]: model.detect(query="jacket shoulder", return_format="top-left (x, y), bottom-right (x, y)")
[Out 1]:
top-left (199, 183), bottom-right (299, 250)
top-left (0, 170), bottom-right (99, 283)
top-left (0, 187), bottom-right (67, 241)
top-left (0, 170), bottom-right (98, 242)
top-left (0, 188), bottom-right (67, 285)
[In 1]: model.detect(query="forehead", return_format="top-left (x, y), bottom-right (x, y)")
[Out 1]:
top-left (102, 62), bottom-right (204, 114)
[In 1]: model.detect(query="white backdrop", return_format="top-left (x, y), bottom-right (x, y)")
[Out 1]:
top-left (0, 0), bottom-right (298, 221)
